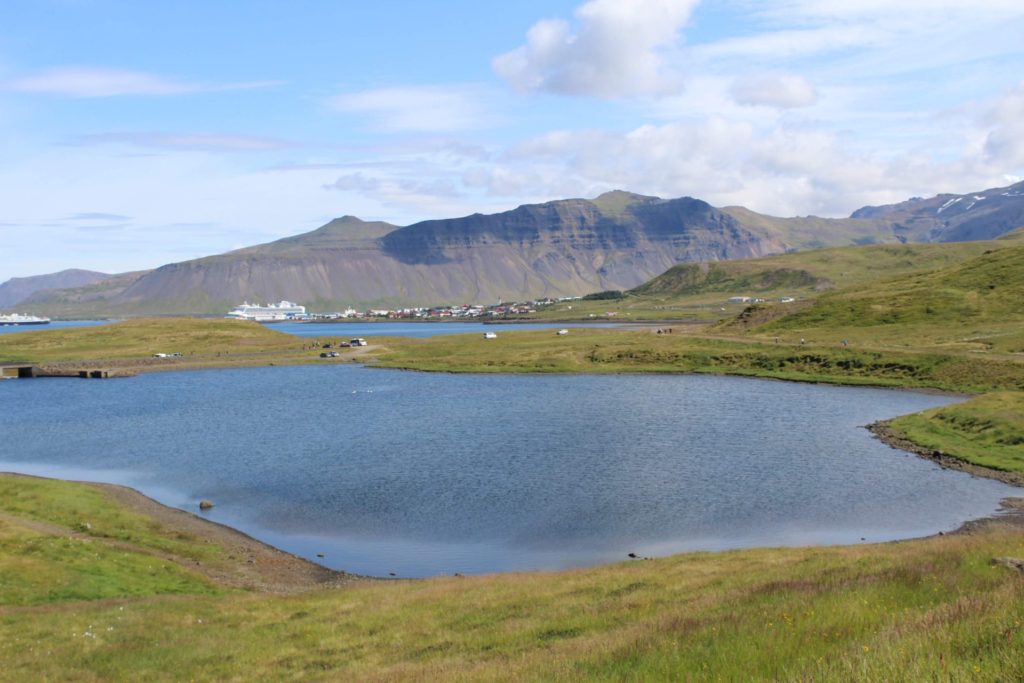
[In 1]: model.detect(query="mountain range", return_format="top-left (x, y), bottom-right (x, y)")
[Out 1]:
top-left (5, 180), bottom-right (1024, 316)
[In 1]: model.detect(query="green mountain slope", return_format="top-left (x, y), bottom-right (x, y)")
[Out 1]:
top-left (734, 243), bottom-right (1024, 352)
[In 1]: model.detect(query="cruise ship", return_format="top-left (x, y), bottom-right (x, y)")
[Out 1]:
top-left (0, 313), bottom-right (51, 326)
top-left (226, 301), bottom-right (306, 322)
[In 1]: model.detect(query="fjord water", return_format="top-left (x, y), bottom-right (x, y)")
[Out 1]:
top-left (1, 365), bottom-right (1016, 577)
top-left (269, 320), bottom-right (622, 338)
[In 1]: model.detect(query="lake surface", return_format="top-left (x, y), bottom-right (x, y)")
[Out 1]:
top-left (0, 319), bottom-right (620, 338)
top-left (0, 320), bottom-right (114, 335)
top-left (0, 366), bottom-right (1016, 577)
top-left (269, 320), bottom-right (622, 338)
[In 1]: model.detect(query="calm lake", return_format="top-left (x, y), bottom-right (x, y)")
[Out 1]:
top-left (0, 320), bottom-right (620, 338)
top-left (0, 320), bottom-right (113, 335)
top-left (0, 365), bottom-right (1016, 577)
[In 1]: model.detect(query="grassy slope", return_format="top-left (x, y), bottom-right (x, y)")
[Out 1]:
top-left (635, 241), bottom-right (1000, 297)
top-left (0, 477), bottom-right (223, 606)
top-left (747, 244), bottom-right (1024, 353)
top-left (2, 474), bottom-right (1024, 681)
top-left (720, 206), bottom-right (894, 248)
top-left (521, 239), bottom-right (1006, 322)
top-left (888, 392), bottom-right (1024, 473)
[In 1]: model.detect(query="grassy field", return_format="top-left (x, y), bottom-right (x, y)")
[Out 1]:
top-left (2, 474), bottom-right (1024, 681)
top-left (374, 329), bottom-right (1024, 394)
top-left (0, 318), bottom-right (302, 364)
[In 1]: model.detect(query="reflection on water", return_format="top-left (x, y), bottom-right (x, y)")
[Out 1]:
top-left (0, 365), bottom-right (1015, 577)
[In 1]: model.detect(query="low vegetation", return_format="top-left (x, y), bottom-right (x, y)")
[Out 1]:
top-left (0, 317), bottom-right (303, 364)
top-left (2, 474), bottom-right (1023, 681)
top-left (745, 244), bottom-right (1024, 353)
top-left (888, 392), bottom-right (1024, 474)
top-left (375, 330), bottom-right (1024, 394)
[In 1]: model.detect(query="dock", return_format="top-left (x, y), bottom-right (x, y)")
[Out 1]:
top-left (1, 365), bottom-right (134, 379)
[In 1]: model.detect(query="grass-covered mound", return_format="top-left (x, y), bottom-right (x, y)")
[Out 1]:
top-left (888, 392), bottom-right (1024, 474)
top-left (1, 474), bottom-right (1023, 681)
top-left (0, 317), bottom-right (301, 364)
top-left (631, 241), bottom-right (1001, 300)
top-left (744, 245), bottom-right (1024, 352)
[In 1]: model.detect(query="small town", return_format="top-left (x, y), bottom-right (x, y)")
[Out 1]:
top-left (303, 296), bottom-right (581, 321)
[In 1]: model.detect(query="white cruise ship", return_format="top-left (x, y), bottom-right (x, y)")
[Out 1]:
top-left (226, 301), bottom-right (306, 322)
top-left (0, 313), bottom-right (51, 326)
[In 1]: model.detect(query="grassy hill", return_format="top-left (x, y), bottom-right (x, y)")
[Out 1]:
top-left (740, 244), bottom-right (1024, 352)
top-left (520, 238), bottom-right (1011, 322)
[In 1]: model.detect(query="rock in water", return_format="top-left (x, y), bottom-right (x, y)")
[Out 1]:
top-left (199, 500), bottom-right (215, 510)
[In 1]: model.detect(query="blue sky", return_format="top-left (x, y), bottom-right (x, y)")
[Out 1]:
top-left (2, 0), bottom-right (1023, 280)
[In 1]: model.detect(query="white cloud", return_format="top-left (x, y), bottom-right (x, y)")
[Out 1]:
top-left (460, 82), bottom-right (1024, 218)
top-left (5, 66), bottom-right (279, 98)
top-left (493, 0), bottom-right (699, 98)
top-left (981, 82), bottom-right (1024, 168)
top-left (731, 73), bottom-right (818, 108)
top-left (327, 85), bottom-right (495, 132)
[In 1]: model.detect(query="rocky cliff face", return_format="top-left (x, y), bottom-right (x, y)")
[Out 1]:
top-left (57, 192), bottom-right (788, 313)
top-left (850, 180), bottom-right (1024, 242)
top-left (26, 182), bottom-right (1024, 315)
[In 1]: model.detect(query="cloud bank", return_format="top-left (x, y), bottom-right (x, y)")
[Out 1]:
top-left (493, 0), bottom-right (699, 98)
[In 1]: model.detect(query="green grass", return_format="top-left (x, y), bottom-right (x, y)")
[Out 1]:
top-left (0, 317), bottom-right (303, 364)
top-left (374, 329), bottom-right (1024, 393)
top-left (0, 477), bottom-right (223, 563)
top-left (888, 392), bottom-right (1024, 473)
top-left (749, 244), bottom-right (1024, 353)
top-left (0, 521), bottom-right (216, 605)
top-left (2, 473), bottom-right (1024, 680)
top-left (0, 476), bottom-right (222, 606)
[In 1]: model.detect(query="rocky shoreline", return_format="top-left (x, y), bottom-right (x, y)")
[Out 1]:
top-left (866, 419), bottom-right (1024, 487)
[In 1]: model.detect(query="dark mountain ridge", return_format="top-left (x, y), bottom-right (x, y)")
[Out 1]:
top-left (851, 180), bottom-right (1024, 242)
top-left (13, 181), bottom-right (1024, 316)
top-left (0, 269), bottom-right (114, 308)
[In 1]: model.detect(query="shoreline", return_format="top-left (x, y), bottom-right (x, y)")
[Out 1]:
top-left (1, 471), bottom-right (367, 594)
top-left (866, 420), bottom-right (1024, 487)
top-left (4, 466), bottom-right (1022, 587)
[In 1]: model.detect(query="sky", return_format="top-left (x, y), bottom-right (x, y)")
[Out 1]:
top-left (1, 0), bottom-right (1023, 280)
